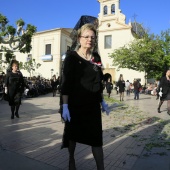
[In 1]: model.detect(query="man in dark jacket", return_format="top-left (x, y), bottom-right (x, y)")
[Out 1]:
top-left (133, 79), bottom-right (141, 100)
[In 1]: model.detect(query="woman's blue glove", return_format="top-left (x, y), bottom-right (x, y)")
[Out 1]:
top-left (101, 100), bottom-right (110, 115)
top-left (62, 104), bottom-right (71, 122)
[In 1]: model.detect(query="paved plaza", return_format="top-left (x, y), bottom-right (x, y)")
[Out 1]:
top-left (0, 91), bottom-right (170, 170)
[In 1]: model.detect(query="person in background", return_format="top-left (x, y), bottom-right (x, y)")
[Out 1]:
top-left (61, 23), bottom-right (109, 170)
top-left (5, 60), bottom-right (25, 119)
top-left (157, 70), bottom-right (170, 114)
top-left (125, 80), bottom-right (130, 96)
top-left (117, 74), bottom-right (125, 101)
top-left (133, 79), bottom-right (141, 100)
top-left (51, 75), bottom-right (57, 97)
top-left (55, 76), bottom-right (60, 94)
top-left (106, 78), bottom-right (113, 98)
top-left (114, 81), bottom-right (119, 94)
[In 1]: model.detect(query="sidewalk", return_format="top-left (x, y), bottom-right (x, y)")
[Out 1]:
top-left (0, 92), bottom-right (170, 170)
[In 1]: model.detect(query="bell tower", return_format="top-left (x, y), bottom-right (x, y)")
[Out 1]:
top-left (97, 0), bottom-right (128, 30)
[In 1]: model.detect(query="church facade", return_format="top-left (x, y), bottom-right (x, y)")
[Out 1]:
top-left (97, 0), bottom-right (145, 84)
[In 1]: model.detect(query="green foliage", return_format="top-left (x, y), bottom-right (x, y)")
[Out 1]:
top-left (109, 30), bottom-right (170, 79)
top-left (0, 14), bottom-right (8, 24)
top-left (20, 58), bottom-right (41, 77)
top-left (5, 52), bottom-right (15, 63)
top-left (0, 13), bottom-right (37, 55)
top-left (19, 24), bottom-right (37, 53)
top-left (26, 24), bottom-right (37, 36)
top-left (16, 19), bottom-right (25, 26)
top-left (6, 25), bottom-right (16, 35)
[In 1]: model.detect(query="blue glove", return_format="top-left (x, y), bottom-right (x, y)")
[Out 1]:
top-left (101, 100), bottom-right (110, 115)
top-left (62, 104), bottom-right (71, 122)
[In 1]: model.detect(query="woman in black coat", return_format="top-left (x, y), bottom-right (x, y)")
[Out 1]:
top-left (158, 70), bottom-right (170, 114)
top-left (61, 23), bottom-right (109, 170)
top-left (106, 78), bottom-right (113, 98)
top-left (5, 60), bottom-right (24, 119)
top-left (117, 74), bottom-right (125, 101)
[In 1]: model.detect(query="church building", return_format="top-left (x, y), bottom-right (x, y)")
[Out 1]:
top-left (97, 0), bottom-right (145, 83)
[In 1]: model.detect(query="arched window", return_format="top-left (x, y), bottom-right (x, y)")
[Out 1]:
top-left (111, 4), bottom-right (115, 14)
top-left (104, 5), bottom-right (108, 15)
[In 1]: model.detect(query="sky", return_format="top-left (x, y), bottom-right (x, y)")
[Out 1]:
top-left (0, 0), bottom-right (170, 35)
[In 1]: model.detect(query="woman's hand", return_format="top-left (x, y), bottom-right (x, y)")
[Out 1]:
top-left (62, 104), bottom-right (71, 122)
top-left (101, 100), bottom-right (110, 115)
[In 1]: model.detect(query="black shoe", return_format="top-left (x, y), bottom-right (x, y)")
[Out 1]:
top-left (15, 113), bottom-right (19, 118)
top-left (158, 108), bottom-right (161, 113)
top-left (11, 115), bottom-right (14, 119)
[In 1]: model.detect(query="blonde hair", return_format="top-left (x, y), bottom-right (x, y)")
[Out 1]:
top-left (75, 23), bottom-right (97, 50)
top-left (77, 23), bottom-right (97, 38)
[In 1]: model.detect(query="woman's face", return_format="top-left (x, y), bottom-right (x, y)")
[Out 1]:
top-left (79, 29), bottom-right (95, 49)
top-left (166, 70), bottom-right (170, 77)
top-left (12, 63), bottom-right (18, 72)
top-left (168, 70), bottom-right (170, 77)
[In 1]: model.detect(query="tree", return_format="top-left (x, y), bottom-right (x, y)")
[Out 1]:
top-left (109, 31), bottom-right (170, 80)
top-left (19, 59), bottom-right (41, 77)
top-left (0, 13), bottom-right (37, 71)
top-left (0, 13), bottom-right (36, 53)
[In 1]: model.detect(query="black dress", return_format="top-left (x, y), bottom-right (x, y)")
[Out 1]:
top-left (106, 82), bottom-right (113, 94)
top-left (159, 76), bottom-right (170, 100)
top-left (61, 51), bottom-right (103, 148)
top-left (117, 80), bottom-right (125, 93)
top-left (5, 71), bottom-right (24, 106)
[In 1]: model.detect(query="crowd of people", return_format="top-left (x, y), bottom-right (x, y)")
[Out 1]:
top-left (0, 72), bottom-right (61, 100)
top-left (103, 75), bottom-right (165, 103)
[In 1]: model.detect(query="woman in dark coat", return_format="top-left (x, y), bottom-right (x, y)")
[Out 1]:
top-left (157, 70), bottom-right (170, 114)
top-left (106, 78), bottom-right (113, 98)
top-left (51, 75), bottom-right (57, 97)
top-left (61, 23), bottom-right (109, 170)
top-left (5, 60), bottom-right (24, 119)
top-left (117, 74), bottom-right (125, 101)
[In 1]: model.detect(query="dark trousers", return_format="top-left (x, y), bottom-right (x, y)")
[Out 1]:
top-left (134, 90), bottom-right (139, 99)
top-left (126, 90), bottom-right (130, 96)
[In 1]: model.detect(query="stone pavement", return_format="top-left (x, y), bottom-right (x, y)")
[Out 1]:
top-left (0, 91), bottom-right (170, 170)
